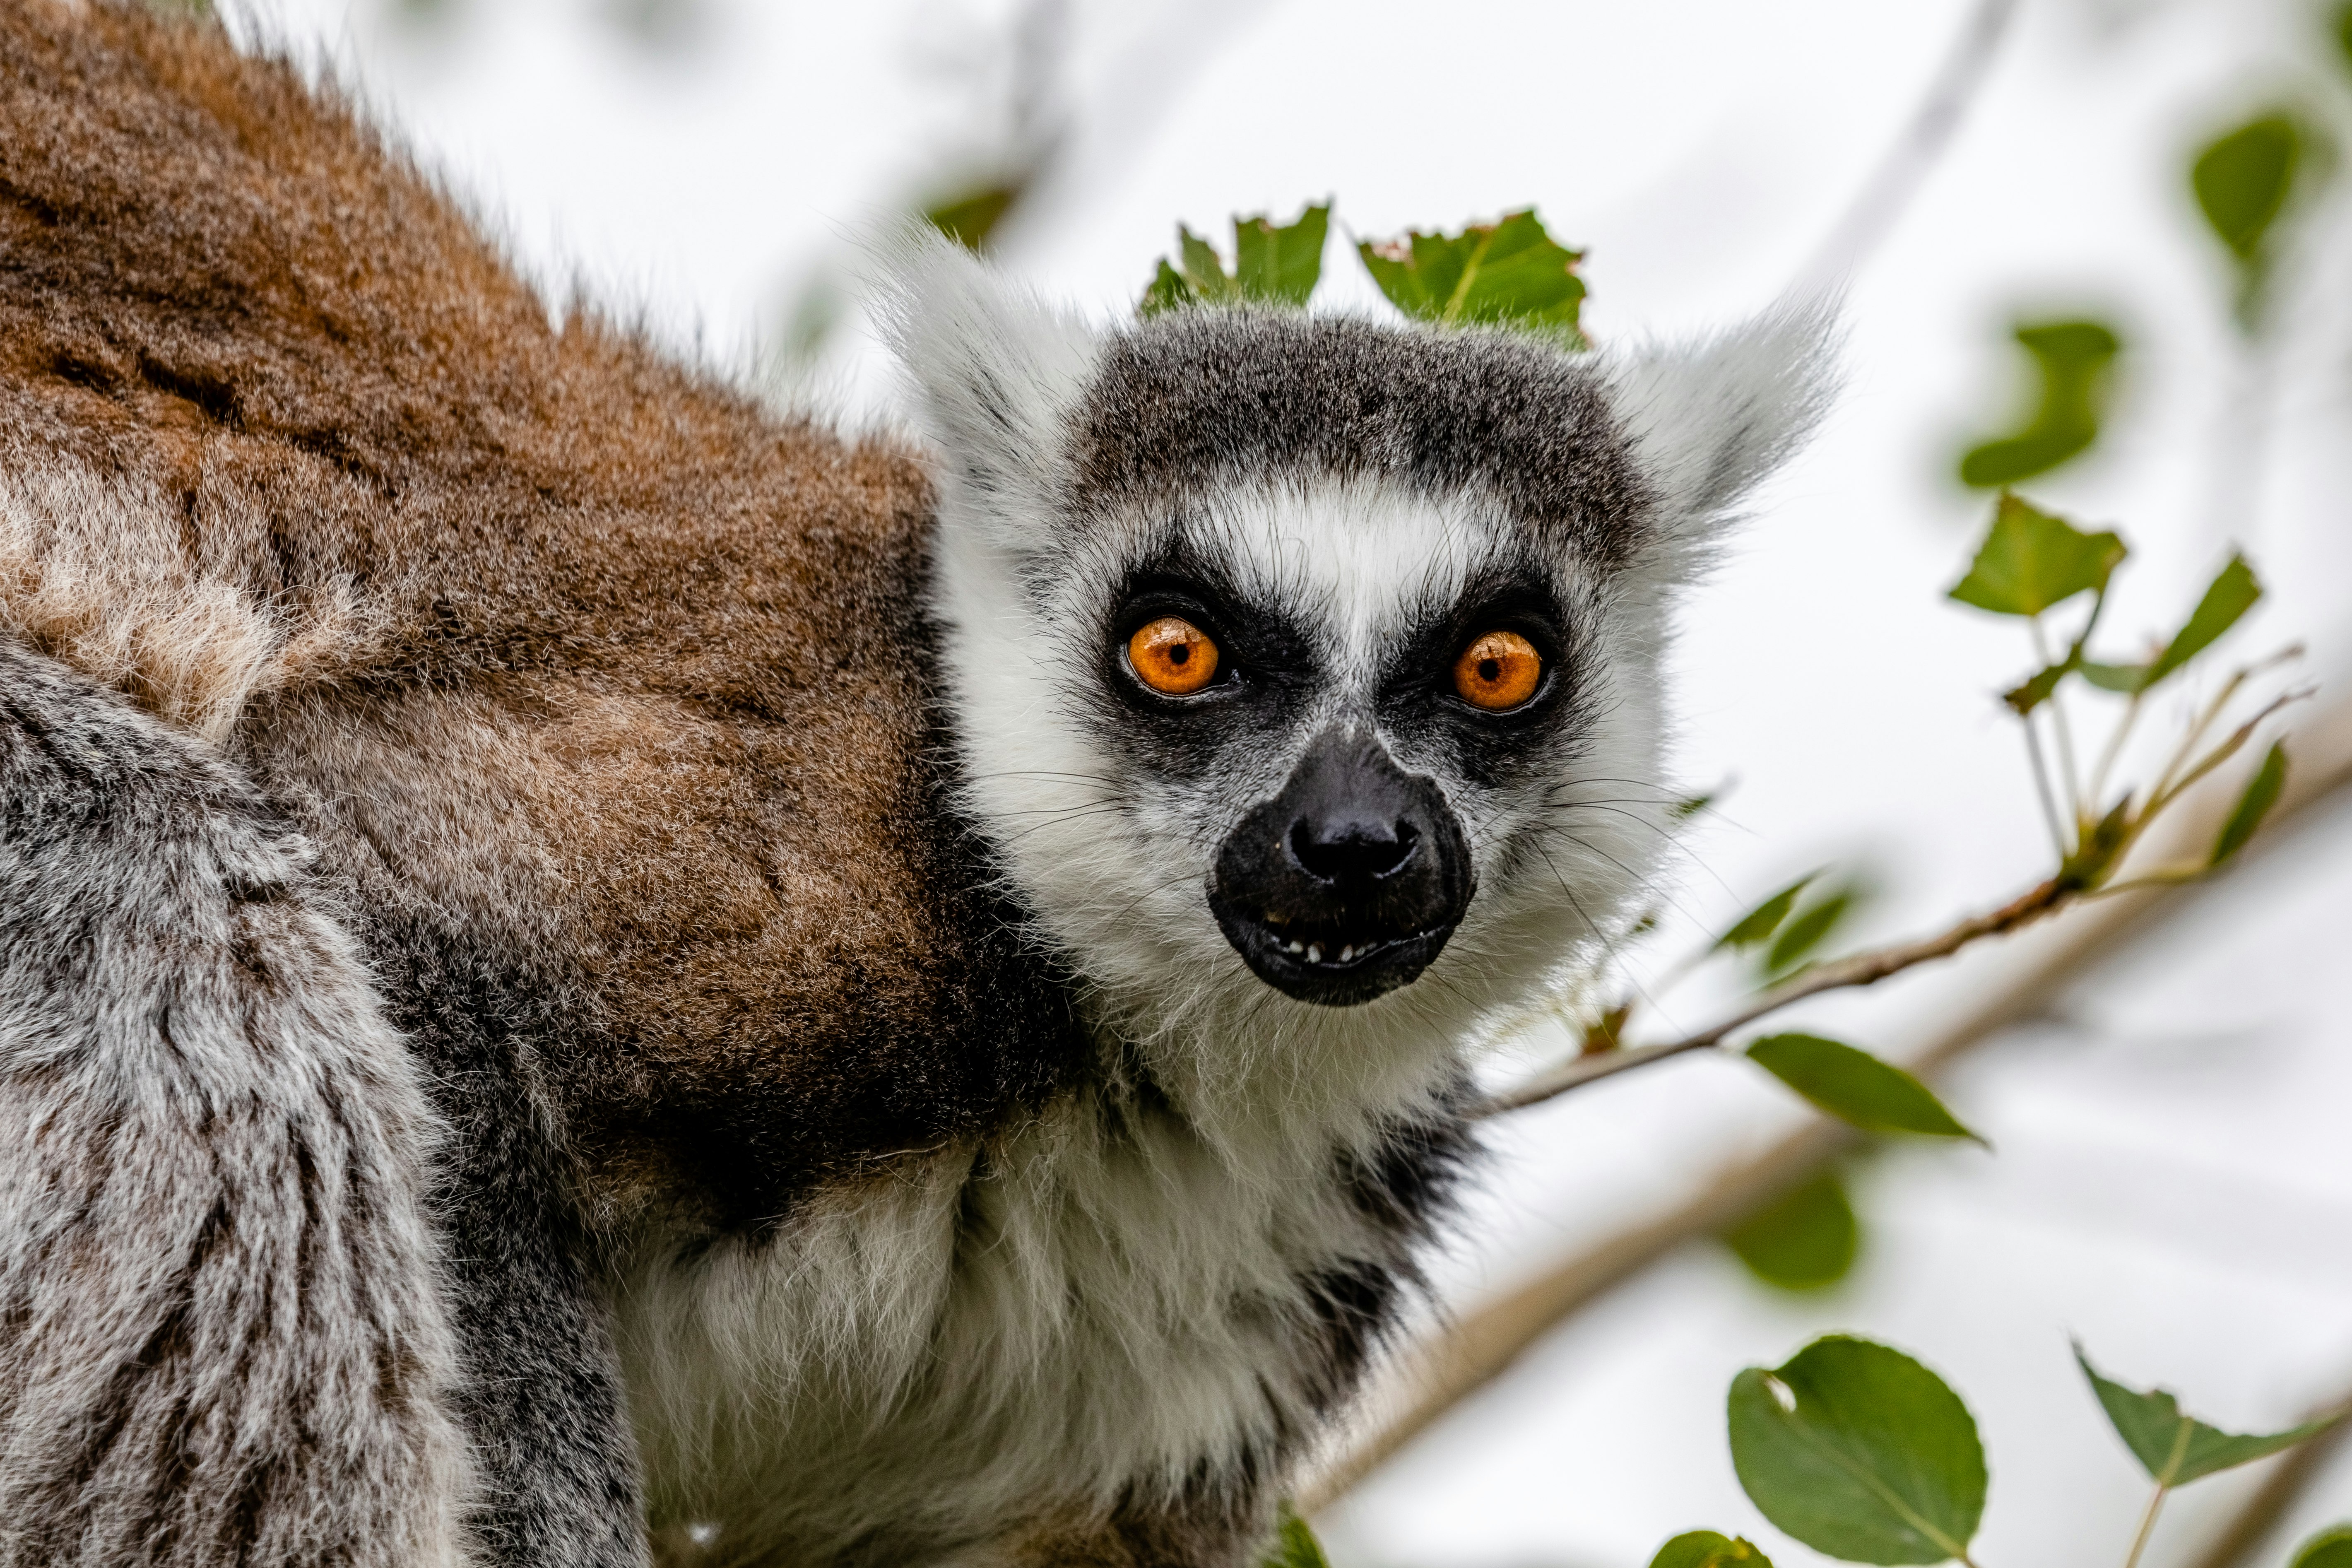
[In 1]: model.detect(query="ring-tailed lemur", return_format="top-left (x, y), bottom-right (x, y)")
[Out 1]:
top-left (0, 6), bottom-right (1829, 1566)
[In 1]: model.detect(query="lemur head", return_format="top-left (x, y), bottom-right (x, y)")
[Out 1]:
top-left (888, 237), bottom-right (1830, 1105)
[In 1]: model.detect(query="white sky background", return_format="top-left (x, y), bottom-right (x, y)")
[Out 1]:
top-left (245, 0), bottom-right (2352, 1562)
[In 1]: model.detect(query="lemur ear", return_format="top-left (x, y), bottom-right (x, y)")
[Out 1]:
top-left (876, 229), bottom-right (1099, 540)
top-left (1607, 301), bottom-right (1841, 584)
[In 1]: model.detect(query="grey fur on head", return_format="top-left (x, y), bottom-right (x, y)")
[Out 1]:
top-left (1070, 313), bottom-right (1657, 568)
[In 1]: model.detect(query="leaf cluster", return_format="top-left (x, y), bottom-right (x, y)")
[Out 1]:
top-left (1137, 201), bottom-right (1587, 344)
top-left (1947, 493), bottom-right (2292, 893)
top-left (1654, 1335), bottom-right (2347, 1568)
top-left (1140, 204), bottom-right (1331, 315)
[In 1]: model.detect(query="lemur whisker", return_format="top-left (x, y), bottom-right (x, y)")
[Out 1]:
top-left (1542, 803), bottom-right (1743, 903)
top-left (1546, 828), bottom-right (1716, 936)
top-left (1529, 839), bottom-right (1683, 1036)
top-left (1102, 870), bottom-right (1207, 926)
top-left (987, 796), bottom-right (1123, 818)
top-left (969, 769), bottom-right (1124, 785)
top-left (997, 804), bottom-right (1134, 845)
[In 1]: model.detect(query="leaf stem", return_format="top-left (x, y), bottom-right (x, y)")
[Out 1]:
top-left (2031, 617), bottom-right (2085, 819)
top-left (2021, 720), bottom-right (2071, 859)
top-left (2145, 687), bottom-right (2309, 820)
top-left (2087, 689), bottom-right (2143, 814)
top-left (2122, 1484), bottom-right (2171, 1568)
top-left (2147, 667), bottom-right (2253, 809)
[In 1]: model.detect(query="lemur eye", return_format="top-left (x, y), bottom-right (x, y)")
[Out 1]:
top-left (1128, 616), bottom-right (1220, 695)
top-left (1453, 630), bottom-right (1542, 711)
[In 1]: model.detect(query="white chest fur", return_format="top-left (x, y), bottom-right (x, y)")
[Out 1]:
top-left (610, 1072), bottom-right (1454, 1566)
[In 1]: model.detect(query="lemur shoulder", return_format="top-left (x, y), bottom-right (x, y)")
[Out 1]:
top-left (0, 5), bottom-right (1831, 1566)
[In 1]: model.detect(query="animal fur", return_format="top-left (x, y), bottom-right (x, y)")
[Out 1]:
top-left (0, 4), bottom-right (1831, 1565)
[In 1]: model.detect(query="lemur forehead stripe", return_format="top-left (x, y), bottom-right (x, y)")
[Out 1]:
top-left (1070, 312), bottom-right (1657, 568)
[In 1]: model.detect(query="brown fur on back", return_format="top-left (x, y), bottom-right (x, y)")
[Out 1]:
top-left (0, 0), bottom-right (1083, 1226)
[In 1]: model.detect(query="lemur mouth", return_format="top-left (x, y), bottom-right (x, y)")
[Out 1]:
top-left (1206, 730), bottom-right (1475, 1009)
top-left (1213, 903), bottom-right (1460, 1007)
top-left (1257, 910), bottom-right (1437, 970)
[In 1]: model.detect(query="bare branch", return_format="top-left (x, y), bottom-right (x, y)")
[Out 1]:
top-left (1794, 0), bottom-right (2024, 294)
top-left (1300, 693), bottom-right (2352, 1513)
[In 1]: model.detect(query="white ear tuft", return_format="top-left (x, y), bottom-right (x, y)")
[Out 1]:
top-left (871, 226), bottom-right (1100, 535)
top-left (1606, 300), bottom-right (1842, 582)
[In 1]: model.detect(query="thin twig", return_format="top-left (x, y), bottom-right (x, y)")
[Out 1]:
top-left (1485, 677), bottom-right (2313, 1118)
top-left (1480, 876), bottom-right (2067, 1115)
top-left (1298, 694), bottom-right (2352, 1513)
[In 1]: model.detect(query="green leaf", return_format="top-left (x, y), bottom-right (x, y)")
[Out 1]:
top-left (1142, 205), bottom-right (1332, 317)
top-left (2289, 1525), bottom-right (2352, 1568)
top-left (1766, 891), bottom-right (1851, 975)
top-left (2140, 554), bottom-right (2262, 689)
top-left (1746, 1036), bottom-right (1983, 1144)
top-left (2079, 660), bottom-right (2148, 693)
top-left (1233, 203), bottom-right (1330, 307)
top-left (1717, 874), bottom-right (1818, 952)
top-left (1255, 1503), bottom-right (1330, 1568)
top-left (1178, 225), bottom-right (1243, 304)
top-left (2076, 1346), bottom-right (2346, 1486)
top-left (1958, 320), bottom-right (2122, 489)
top-left (1580, 999), bottom-right (1633, 1055)
top-left (924, 183), bottom-right (1024, 252)
top-left (1139, 258), bottom-right (1195, 318)
top-left (2194, 113), bottom-right (2303, 263)
top-left (1722, 1168), bottom-right (1859, 1291)
top-left (1948, 494), bottom-right (2127, 617)
top-left (1357, 209), bottom-right (1587, 340)
top-left (1650, 1531), bottom-right (1776, 1568)
top-left (2212, 741), bottom-right (2288, 865)
top-left (2337, 2), bottom-right (2352, 77)
top-left (2002, 658), bottom-right (2072, 716)
top-left (1728, 1336), bottom-right (1987, 1565)
top-left (2059, 797), bottom-right (2134, 891)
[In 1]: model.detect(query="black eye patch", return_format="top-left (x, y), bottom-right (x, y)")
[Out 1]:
top-left (1084, 549), bottom-right (1321, 773)
top-left (1374, 568), bottom-right (1586, 786)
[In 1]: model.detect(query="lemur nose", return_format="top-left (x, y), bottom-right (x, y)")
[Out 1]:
top-left (1287, 817), bottom-right (1420, 886)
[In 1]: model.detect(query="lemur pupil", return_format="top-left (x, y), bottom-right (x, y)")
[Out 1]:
top-left (1170, 646), bottom-right (1189, 666)
top-left (1479, 658), bottom-right (1501, 682)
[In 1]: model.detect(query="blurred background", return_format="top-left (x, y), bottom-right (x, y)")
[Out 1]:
top-left (235, 0), bottom-right (2352, 1562)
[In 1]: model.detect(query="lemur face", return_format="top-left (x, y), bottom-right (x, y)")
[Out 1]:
top-left (893, 235), bottom-right (1828, 1060)
top-left (1093, 492), bottom-right (1581, 1007)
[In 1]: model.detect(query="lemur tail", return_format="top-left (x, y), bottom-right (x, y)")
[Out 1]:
top-left (0, 640), bottom-right (469, 1568)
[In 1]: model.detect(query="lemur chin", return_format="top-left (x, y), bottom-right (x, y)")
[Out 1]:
top-left (0, 7), bottom-right (1833, 1566)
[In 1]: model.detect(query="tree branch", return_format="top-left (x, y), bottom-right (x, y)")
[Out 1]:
top-left (1300, 692), bottom-right (2352, 1514)
top-left (1795, 0), bottom-right (2024, 295)
top-left (1480, 876), bottom-right (2068, 1114)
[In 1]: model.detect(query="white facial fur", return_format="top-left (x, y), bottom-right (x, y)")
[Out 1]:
top-left (888, 234), bottom-right (1834, 1146)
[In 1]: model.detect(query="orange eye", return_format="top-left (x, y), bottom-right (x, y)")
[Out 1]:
top-left (1453, 630), bottom-right (1542, 710)
top-left (1128, 616), bottom-right (1220, 695)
